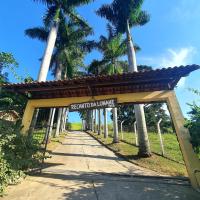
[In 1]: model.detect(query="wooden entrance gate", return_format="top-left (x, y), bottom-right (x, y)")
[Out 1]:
top-left (2, 65), bottom-right (200, 190)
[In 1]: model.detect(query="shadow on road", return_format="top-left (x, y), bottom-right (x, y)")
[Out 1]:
top-left (32, 171), bottom-right (200, 200)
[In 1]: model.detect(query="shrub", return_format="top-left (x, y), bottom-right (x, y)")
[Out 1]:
top-left (185, 103), bottom-right (200, 155)
top-left (0, 120), bottom-right (43, 195)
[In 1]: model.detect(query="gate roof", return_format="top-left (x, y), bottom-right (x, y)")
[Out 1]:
top-left (1, 65), bottom-right (199, 99)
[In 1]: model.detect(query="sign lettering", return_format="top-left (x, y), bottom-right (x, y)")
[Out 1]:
top-left (69, 98), bottom-right (117, 111)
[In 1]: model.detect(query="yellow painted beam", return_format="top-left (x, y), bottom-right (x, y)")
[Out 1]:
top-left (166, 91), bottom-right (200, 190)
top-left (21, 101), bottom-right (35, 135)
top-left (27, 91), bottom-right (171, 108)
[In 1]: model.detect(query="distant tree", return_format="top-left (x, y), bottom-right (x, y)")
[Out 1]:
top-left (88, 24), bottom-right (140, 75)
top-left (0, 52), bottom-right (27, 117)
top-left (0, 52), bottom-right (19, 83)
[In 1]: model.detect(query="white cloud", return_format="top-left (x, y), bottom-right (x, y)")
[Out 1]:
top-left (160, 47), bottom-right (196, 68)
top-left (161, 47), bottom-right (196, 87)
top-left (138, 47), bottom-right (197, 87)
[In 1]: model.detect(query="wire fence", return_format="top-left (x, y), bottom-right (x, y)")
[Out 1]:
top-left (108, 129), bottom-right (184, 165)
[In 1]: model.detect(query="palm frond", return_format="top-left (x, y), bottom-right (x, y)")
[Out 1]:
top-left (97, 0), bottom-right (150, 34)
top-left (43, 5), bottom-right (58, 27)
top-left (96, 4), bottom-right (115, 25)
top-left (25, 27), bottom-right (49, 41)
top-left (66, 0), bottom-right (94, 7)
top-left (68, 10), bottom-right (93, 34)
top-left (135, 11), bottom-right (150, 26)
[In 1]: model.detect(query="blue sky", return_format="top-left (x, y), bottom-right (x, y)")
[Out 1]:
top-left (0, 0), bottom-right (200, 122)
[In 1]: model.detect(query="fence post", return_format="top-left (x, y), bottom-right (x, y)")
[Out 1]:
top-left (134, 121), bottom-right (138, 146)
top-left (157, 118), bottom-right (165, 156)
top-left (120, 120), bottom-right (124, 140)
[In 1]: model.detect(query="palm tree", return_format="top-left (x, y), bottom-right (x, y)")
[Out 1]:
top-left (31, 0), bottom-right (94, 81)
top-left (88, 25), bottom-right (139, 142)
top-left (88, 24), bottom-right (131, 75)
top-left (88, 25), bottom-right (127, 141)
top-left (97, 0), bottom-right (151, 157)
top-left (25, 1), bottom-right (92, 136)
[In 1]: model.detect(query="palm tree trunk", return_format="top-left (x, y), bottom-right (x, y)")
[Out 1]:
top-left (98, 109), bottom-right (101, 135)
top-left (126, 20), bottom-right (151, 157)
top-left (38, 21), bottom-right (59, 81)
top-left (43, 108), bottom-right (53, 142)
top-left (91, 110), bottom-right (94, 131)
top-left (55, 108), bottom-right (62, 137)
top-left (113, 107), bottom-right (119, 143)
top-left (63, 108), bottom-right (68, 131)
top-left (94, 109), bottom-right (97, 132)
top-left (60, 108), bottom-right (66, 133)
top-left (54, 61), bottom-right (63, 136)
top-left (103, 108), bottom-right (108, 138)
top-left (28, 21), bottom-right (59, 135)
top-left (126, 20), bottom-right (137, 73)
top-left (48, 108), bottom-right (56, 137)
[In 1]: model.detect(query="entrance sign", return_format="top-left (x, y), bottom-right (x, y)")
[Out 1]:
top-left (69, 98), bottom-right (117, 111)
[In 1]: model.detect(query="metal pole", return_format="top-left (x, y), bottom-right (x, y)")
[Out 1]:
top-left (120, 120), bottom-right (124, 140)
top-left (157, 118), bottom-right (165, 156)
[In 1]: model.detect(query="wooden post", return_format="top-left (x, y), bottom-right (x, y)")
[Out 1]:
top-left (134, 121), bottom-right (138, 146)
top-left (157, 118), bottom-right (165, 156)
top-left (167, 91), bottom-right (200, 190)
top-left (21, 101), bottom-right (35, 134)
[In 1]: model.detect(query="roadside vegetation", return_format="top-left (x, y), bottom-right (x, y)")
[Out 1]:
top-left (0, 120), bottom-right (44, 195)
top-left (33, 129), bottom-right (66, 151)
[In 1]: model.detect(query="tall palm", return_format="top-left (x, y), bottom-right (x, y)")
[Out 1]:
top-left (26, 22), bottom-right (92, 137)
top-left (97, 0), bottom-right (151, 157)
top-left (27, 0), bottom-right (94, 135)
top-left (49, 21), bottom-right (93, 136)
top-left (31, 0), bottom-right (94, 81)
top-left (88, 25), bottom-right (134, 142)
top-left (88, 25), bottom-right (130, 75)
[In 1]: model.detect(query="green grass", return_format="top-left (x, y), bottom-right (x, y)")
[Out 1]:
top-left (33, 129), bottom-right (46, 143)
top-left (33, 129), bottom-right (66, 151)
top-left (89, 131), bottom-right (187, 177)
top-left (115, 131), bottom-right (184, 164)
top-left (70, 122), bottom-right (82, 130)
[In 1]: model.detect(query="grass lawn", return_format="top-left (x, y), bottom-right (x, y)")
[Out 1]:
top-left (33, 129), bottom-right (66, 151)
top-left (70, 122), bottom-right (82, 130)
top-left (89, 131), bottom-right (188, 177)
top-left (116, 131), bottom-right (184, 164)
